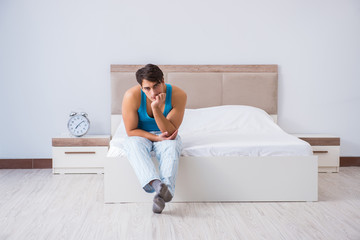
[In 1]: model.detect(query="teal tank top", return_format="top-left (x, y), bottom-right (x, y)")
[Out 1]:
top-left (137, 84), bottom-right (173, 132)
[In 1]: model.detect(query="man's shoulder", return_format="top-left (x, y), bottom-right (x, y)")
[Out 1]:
top-left (170, 85), bottom-right (187, 106)
top-left (171, 85), bottom-right (187, 98)
top-left (123, 85), bottom-right (141, 107)
top-left (124, 85), bottom-right (141, 98)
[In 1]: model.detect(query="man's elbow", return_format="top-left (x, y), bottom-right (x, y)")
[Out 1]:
top-left (166, 125), bottom-right (178, 136)
top-left (126, 129), bottom-right (137, 137)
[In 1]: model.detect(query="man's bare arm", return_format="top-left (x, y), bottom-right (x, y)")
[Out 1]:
top-left (152, 87), bottom-right (187, 135)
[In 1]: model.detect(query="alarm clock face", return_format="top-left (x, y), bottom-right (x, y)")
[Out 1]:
top-left (68, 114), bottom-right (90, 137)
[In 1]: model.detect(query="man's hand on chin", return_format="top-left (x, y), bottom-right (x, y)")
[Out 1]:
top-left (151, 93), bottom-right (166, 109)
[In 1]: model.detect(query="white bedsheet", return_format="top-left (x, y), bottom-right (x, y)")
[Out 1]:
top-left (107, 105), bottom-right (313, 157)
top-left (180, 130), bottom-right (312, 157)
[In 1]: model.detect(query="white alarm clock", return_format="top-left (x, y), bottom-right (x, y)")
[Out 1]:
top-left (67, 112), bottom-right (90, 137)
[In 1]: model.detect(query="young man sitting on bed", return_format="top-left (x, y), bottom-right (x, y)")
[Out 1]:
top-left (122, 64), bottom-right (187, 214)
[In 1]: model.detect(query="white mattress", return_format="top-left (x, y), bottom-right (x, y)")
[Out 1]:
top-left (180, 130), bottom-right (312, 157)
top-left (107, 106), bottom-right (313, 157)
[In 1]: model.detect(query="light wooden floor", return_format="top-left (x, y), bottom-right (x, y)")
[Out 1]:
top-left (1, 168), bottom-right (359, 240)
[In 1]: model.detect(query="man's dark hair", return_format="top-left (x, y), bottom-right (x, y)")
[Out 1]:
top-left (136, 64), bottom-right (164, 85)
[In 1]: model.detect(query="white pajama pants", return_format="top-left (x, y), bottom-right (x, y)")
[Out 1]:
top-left (123, 132), bottom-right (182, 196)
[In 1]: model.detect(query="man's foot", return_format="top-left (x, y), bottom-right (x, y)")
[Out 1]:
top-left (152, 194), bottom-right (165, 214)
top-left (158, 183), bottom-right (173, 202)
top-left (151, 180), bottom-right (173, 202)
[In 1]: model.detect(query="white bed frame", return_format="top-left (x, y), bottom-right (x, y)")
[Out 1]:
top-left (104, 65), bottom-right (318, 203)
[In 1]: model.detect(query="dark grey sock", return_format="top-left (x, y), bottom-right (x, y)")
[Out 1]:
top-left (158, 183), bottom-right (173, 202)
top-left (151, 180), bottom-right (173, 202)
top-left (152, 194), bottom-right (165, 214)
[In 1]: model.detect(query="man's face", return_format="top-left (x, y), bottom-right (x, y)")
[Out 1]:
top-left (141, 79), bottom-right (165, 102)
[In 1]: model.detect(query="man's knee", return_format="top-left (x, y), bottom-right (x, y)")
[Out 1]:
top-left (158, 139), bottom-right (181, 156)
top-left (127, 136), bottom-right (147, 143)
top-left (162, 139), bottom-right (178, 148)
top-left (124, 136), bottom-right (151, 150)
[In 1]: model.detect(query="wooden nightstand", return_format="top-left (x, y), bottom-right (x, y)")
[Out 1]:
top-left (52, 134), bottom-right (110, 174)
top-left (293, 134), bottom-right (340, 173)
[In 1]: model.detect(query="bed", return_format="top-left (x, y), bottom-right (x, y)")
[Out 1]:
top-left (104, 65), bottom-right (318, 203)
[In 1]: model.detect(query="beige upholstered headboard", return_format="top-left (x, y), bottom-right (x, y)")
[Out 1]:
top-left (111, 65), bottom-right (278, 135)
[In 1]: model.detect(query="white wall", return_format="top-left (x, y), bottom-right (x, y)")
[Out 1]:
top-left (1, 0), bottom-right (359, 158)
